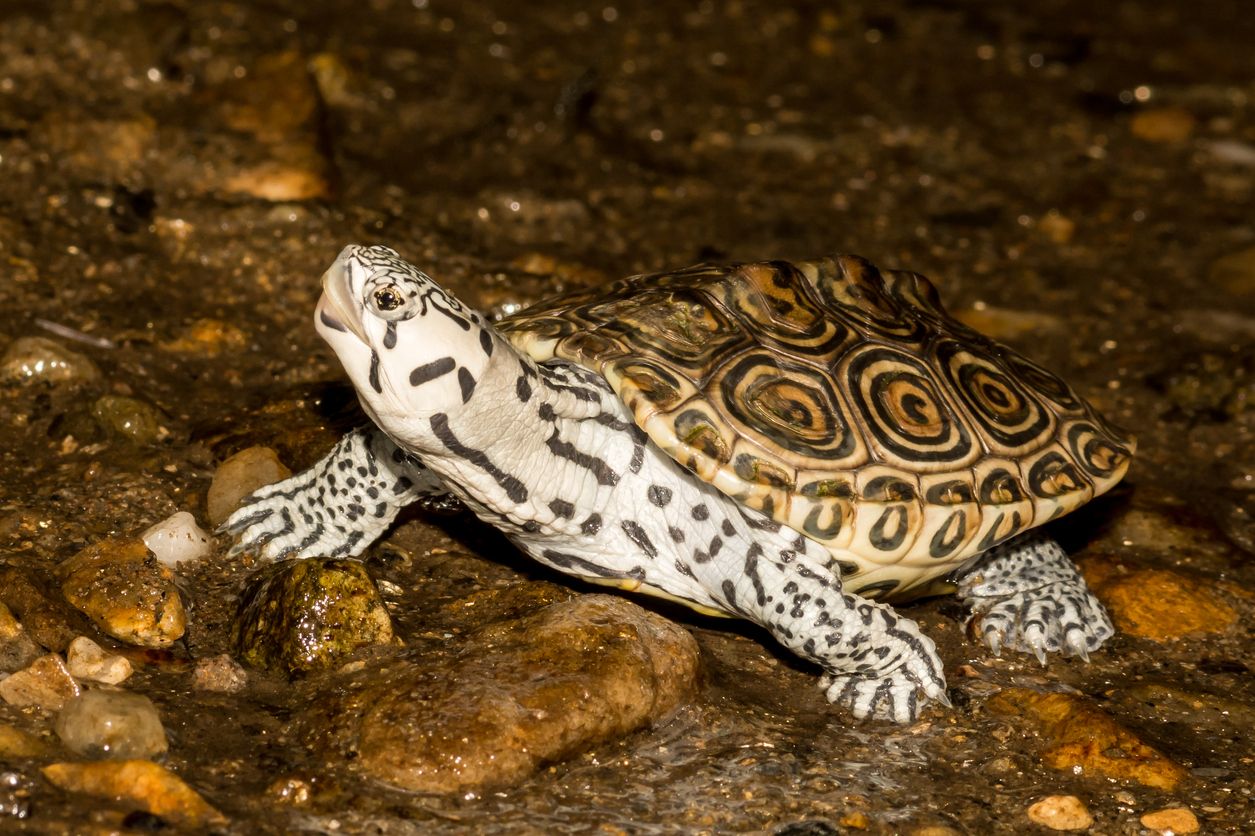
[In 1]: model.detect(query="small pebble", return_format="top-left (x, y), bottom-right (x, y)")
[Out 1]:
top-left (91, 395), bottom-right (172, 446)
top-left (0, 567), bottom-right (83, 653)
top-left (60, 538), bottom-right (187, 649)
top-left (1130, 107), bottom-right (1196, 143)
top-left (0, 337), bottom-right (101, 385)
top-left (159, 318), bottom-right (248, 357)
top-left (0, 602), bottom-right (43, 674)
top-left (1204, 138), bottom-right (1255, 167)
top-left (55, 689), bottom-right (168, 759)
top-left (1026, 795), bottom-right (1094, 831)
top-left (191, 654), bottom-right (248, 693)
top-left (141, 512), bottom-right (211, 568)
top-left (207, 447), bottom-right (292, 526)
top-left (1140, 806), bottom-right (1200, 834)
top-left (65, 637), bottom-right (133, 685)
top-left (0, 654), bottom-right (81, 711)
top-left (0, 723), bottom-right (53, 758)
top-left (234, 559), bottom-right (394, 676)
top-left (41, 760), bottom-right (226, 827)
top-left (1037, 212), bottom-right (1076, 245)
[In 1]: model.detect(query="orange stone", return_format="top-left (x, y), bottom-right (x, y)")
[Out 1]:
top-left (987, 688), bottom-right (1188, 790)
top-left (42, 759), bottom-right (226, 827)
top-left (1079, 558), bottom-right (1238, 642)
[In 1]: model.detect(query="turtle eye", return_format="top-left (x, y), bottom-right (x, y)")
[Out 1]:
top-left (368, 284), bottom-right (411, 319)
top-left (374, 287), bottom-right (402, 310)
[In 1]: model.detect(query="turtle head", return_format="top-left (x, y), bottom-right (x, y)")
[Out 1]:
top-left (316, 245), bottom-right (497, 427)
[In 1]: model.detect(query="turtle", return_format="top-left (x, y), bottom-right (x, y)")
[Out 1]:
top-left (224, 245), bottom-right (1134, 723)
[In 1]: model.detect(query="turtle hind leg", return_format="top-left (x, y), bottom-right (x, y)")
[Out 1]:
top-left (955, 531), bottom-right (1113, 663)
top-left (691, 512), bottom-right (949, 722)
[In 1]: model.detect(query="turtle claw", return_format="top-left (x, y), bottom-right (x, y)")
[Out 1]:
top-left (957, 533), bottom-right (1114, 666)
top-left (1031, 644), bottom-right (1048, 667)
top-left (966, 584), bottom-right (1113, 665)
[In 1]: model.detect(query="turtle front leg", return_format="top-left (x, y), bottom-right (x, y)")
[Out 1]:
top-left (692, 524), bottom-right (948, 723)
top-left (955, 531), bottom-right (1113, 663)
top-left (221, 426), bottom-right (454, 560)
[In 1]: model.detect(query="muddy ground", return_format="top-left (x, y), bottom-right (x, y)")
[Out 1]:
top-left (0, 0), bottom-right (1252, 833)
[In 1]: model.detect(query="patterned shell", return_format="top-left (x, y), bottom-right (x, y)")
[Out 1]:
top-left (501, 256), bottom-right (1135, 599)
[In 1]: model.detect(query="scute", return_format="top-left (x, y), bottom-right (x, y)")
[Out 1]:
top-left (501, 255), bottom-right (1134, 599)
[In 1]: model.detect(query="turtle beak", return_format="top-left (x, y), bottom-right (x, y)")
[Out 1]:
top-left (315, 249), bottom-right (369, 344)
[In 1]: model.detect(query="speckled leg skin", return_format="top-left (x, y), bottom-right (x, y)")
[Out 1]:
top-left (643, 507), bottom-right (949, 724)
top-left (221, 426), bottom-right (450, 559)
top-left (955, 531), bottom-right (1113, 663)
top-left (750, 557), bottom-right (950, 723)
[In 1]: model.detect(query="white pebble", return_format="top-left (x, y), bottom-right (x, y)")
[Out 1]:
top-left (142, 511), bottom-right (211, 567)
top-left (65, 636), bottom-right (133, 685)
top-left (54, 689), bottom-right (168, 759)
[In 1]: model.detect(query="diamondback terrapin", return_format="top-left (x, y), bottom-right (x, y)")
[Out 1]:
top-left (225, 245), bottom-right (1134, 722)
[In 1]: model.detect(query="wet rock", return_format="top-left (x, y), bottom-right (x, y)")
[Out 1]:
top-left (31, 112), bottom-right (157, 183)
top-left (221, 152), bottom-right (332, 202)
top-left (308, 52), bottom-right (355, 108)
top-left (0, 568), bottom-right (85, 653)
top-left (59, 538), bottom-right (186, 649)
top-left (234, 559), bottom-right (394, 676)
top-left (1208, 245), bottom-right (1255, 298)
top-left (1102, 505), bottom-right (1214, 555)
top-left (839, 811), bottom-right (870, 829)
top-left (0, 723), bottom-right (52, 758)
top-left (0, 602), bottom-right (43, 673)
top-left (90, 396), bottom-right (173, 446)
top-left (159, 318), bottom-right (249, 357)
top-left (306, 594), bottom-right (700, 793)
top-left (0, 654), bottom-right (81, 711)
top-left (1130, 107), bottom-right (1196, 143)
top-left (207, 446), bottom-right (291, 527)
top-left (1080, 558), bottom-right (1238, 641)
top-left (953, 305), bottom-right (1063, 341)
top-left (55, 689), bottom-right (168, 759)
top-left (1026, 795), bottom-right (1093, 830)
top-left (41, 760), bottom-right (226, 828)
top-left (191, 654), bottom-right (247, 693)
top-left (1140, 806), bottom-right (1199, 834)
top-left (1147, 349), bottom-right (1253, 421)
top-left (1125, 683), bottom-right (1255, 727)
top-left (65, 637), bottom-right (133, 686)
top-left (0, 337), bottom-right (101, 386)
top-left (986, 688), bottom-right (1188, 790)
top-left (141, 512), bottom-right (211, 568)
top-left (200, 51), bottom-right (332, 201)
top-left (214, 51), bottom-right (321, 142)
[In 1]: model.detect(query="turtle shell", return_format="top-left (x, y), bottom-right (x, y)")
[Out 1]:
top-left (500, 256), bottom-right (1134, 599)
